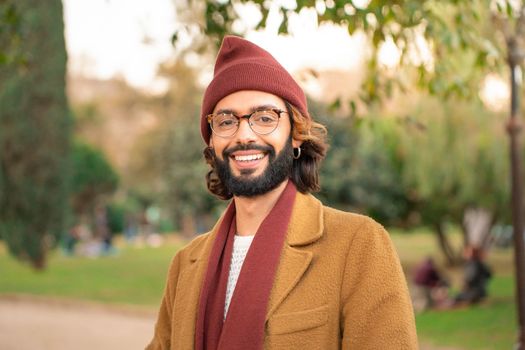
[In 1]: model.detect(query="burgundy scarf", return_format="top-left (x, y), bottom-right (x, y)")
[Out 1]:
top-left (195, 181), bottom-right (297, 350)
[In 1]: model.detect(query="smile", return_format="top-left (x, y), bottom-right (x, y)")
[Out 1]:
top-left (232, 153), bottom-right (265, 162)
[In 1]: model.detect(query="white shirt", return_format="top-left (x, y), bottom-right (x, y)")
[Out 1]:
top-left (224, 234), bottom-right (254, 319)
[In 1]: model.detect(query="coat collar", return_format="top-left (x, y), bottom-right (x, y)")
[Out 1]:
top-left (286, 191), bottom-right (324, 246)
top-left (189, 190), bottom-right (324, 262)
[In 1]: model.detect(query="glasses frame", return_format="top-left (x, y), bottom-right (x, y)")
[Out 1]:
top-left (207, 108), bottom-right (287, 138)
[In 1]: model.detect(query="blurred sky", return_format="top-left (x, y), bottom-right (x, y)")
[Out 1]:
top-left (63, 0), bottom-right (177, 92)
top-left (63, 0), bottom-right (369, 93)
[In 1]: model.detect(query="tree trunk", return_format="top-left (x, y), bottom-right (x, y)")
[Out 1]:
top-left (507, 34), bottom-right (525, 349)
top-left (31, 252), bottom-right (47, 270)
top-left (434, 222), bottom-right (461, 266)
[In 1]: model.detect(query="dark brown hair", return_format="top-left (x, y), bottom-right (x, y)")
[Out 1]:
top-left (203, 103), bottom-right (328, 200)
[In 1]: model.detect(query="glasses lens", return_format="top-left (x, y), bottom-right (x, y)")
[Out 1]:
top-left (212, 113), bottom-right (238, 136)
top-left (250, 110), bottom-right (279, 135)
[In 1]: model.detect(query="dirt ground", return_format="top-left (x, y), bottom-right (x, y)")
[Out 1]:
top-left (0, 294), bottom-right (455, 350)
top-left (0, 295), bottom-right (156, 350)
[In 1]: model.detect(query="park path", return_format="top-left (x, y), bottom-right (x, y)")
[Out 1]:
top-left (0, 295), bottom-right (456, 350)
top-left (0, 295), bottom-right (155, 350)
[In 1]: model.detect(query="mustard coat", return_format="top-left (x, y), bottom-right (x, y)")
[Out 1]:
top-left (147, 192), bottom-right (418, 349)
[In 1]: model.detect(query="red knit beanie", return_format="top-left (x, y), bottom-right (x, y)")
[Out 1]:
top-left (201, 35), bottom-right (308, 144)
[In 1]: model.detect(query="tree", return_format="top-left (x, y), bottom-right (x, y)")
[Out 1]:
top-left (315, 94), bottom-right (509, 266)
top-left (313, 101), bottom-right (412, 226)
top-left (0, 0), bottom-right (71, 269)
top-left (397, 96), bottom-right (509, 264)
top-left (70, 141), bottom-right (119, 218)
top-left (129, 60), bottom-right (219, 236)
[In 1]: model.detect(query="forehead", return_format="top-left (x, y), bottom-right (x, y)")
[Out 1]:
top-left (213, 90), bottom-right (287, 114)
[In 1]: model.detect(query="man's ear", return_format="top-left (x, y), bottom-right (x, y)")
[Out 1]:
top-left (292, 138), bottom-right (303, 148)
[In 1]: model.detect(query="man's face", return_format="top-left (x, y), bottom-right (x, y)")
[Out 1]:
top-left (209, 90), bottom-right (301, 197)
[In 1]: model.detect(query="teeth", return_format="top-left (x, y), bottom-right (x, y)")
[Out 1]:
top-left (234, 153), bottom-right (265, 162)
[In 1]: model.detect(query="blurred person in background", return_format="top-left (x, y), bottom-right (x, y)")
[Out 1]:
top-left (147, 36), bottom-right (417, 350)
top-left (62, 223), bottom-right (82, 256)
top-left (124, 212), bottom-right (139, 243)
top-left (413, 256), bottom-right (450, 311)
top-left (94, 204), bottom-right (113, 255)
top-left (453, 245), bottom-right (492, 306)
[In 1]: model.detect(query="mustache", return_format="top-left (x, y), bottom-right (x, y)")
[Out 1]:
top-left (222, 144), bottom-right (274, 158)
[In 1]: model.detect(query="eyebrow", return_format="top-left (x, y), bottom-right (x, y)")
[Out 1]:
top-left (215, 104), bottom-right (279, 115)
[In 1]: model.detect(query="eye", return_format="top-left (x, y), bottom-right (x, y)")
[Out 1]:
top-left (219, 119), bottom-right (235, 127)
top-left (215, 114), bottom-right (238, 128)
top-left (252, 111), bottom-right (278, 124)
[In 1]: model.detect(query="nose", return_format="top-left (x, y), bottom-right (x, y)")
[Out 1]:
top-left (234, 118), bottom-right (257, 144)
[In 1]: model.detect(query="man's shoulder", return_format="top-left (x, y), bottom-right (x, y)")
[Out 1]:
top-left (170, 232), bottom-right (211, 264)
top-left (320, 200), bottom-right (384, 232)
top-left (176, 231), bottom-right (213, 259)
top-left (318, 200), bottom-right (399, 264)
top-left (315, 199), bottom-right (392, 251)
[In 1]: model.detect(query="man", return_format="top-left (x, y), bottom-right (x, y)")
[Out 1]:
top-left (147, 35), bottom-right (418, 350)
top-left (453, 245), bottom-right (492, 306)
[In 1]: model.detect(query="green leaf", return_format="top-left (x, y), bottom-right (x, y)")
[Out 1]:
top-left (349, 100), bottom-right (357, 118)
top-left (454, 13), bottom-right (463, 25)
top-left (278, 8), bottom-right (289, 34)
top-left (329, 97), bottom-right (341, 111)
top-left (348, 18), bottom-right (357, 34)
top-left (506, 1), bottom-right (513, 17)
top-left (372, 28), bottom-right (384, 47)
top-left (495, 2), bottom-right (503, 14)
top-left (256, 7), bottom-right (270, 30)
top-left (296, 0), bottom-right (315, 11)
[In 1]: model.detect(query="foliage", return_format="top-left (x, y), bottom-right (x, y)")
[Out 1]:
top-left (157, 59), bottom-right (222, 233)
top-left (0, 1), bottom-right (25, 66)
top-left (399, 97), bottom-right (510, 223)
top-left (0, 0), bottom-right (71, 269)
top-left (314, 91), bottom-right (509, 236)
top-left (310, 92), bottom-right (509, 263)
top-left (70, 141), bottom-right (119, 217)
top-left (106, 202), bottom-right (125, 234)
top-left (313, 101), bottom-right (412, 226)
top-left (395, 96), bottom-right (510, 262)
top-left (176, 0), bottom-right (511, 104)
top-left (129, 60), bottom-right (220, 234)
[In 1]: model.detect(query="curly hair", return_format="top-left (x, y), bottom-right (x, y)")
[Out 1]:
top-left (203, 102), bottom-right (328, 200)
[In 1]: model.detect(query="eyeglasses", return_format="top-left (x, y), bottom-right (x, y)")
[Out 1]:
top-left (207, 108), bottom-right (287, 138)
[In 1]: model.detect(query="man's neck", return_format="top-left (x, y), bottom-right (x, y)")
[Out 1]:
top-left (233, 180), bottom-right (289, 236)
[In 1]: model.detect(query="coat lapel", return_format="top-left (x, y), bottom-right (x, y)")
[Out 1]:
top-left (265, 192), bottom-right (324, 321)
top-left (171, 218), bottom-right (223, 348)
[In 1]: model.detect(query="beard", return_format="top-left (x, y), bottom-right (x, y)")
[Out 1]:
top-left (213, 139), bottom-right (294, 197)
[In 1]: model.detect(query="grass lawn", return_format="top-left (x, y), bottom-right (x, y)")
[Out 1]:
top-left (391, 229), bottom-right (516, 350)
top-left (415, 275), bottom-right (516, 349)
top-left (0, 229), bottom-right (517, 349)
top-left (0, 237), bottom-right (184, 307)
